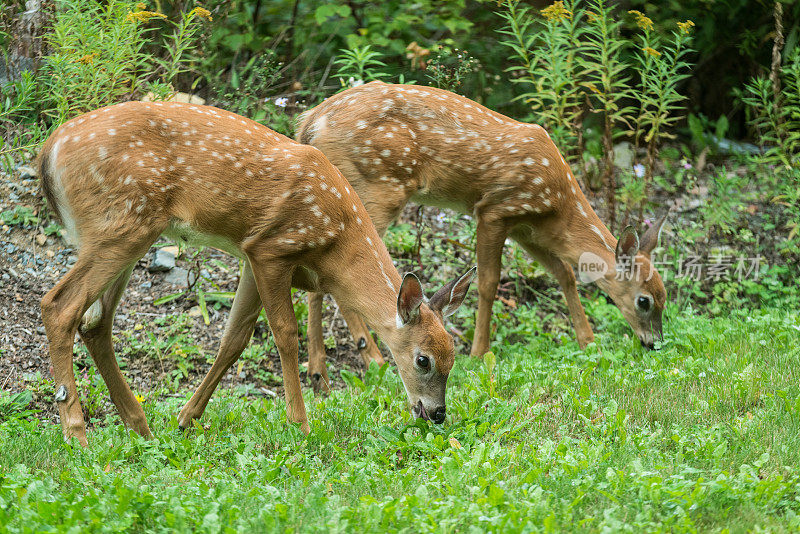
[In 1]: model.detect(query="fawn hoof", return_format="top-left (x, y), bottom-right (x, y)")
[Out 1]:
top-left (177, 407), bottom-right (197, 431)
top-left (309, 371), bottom-right (331, 396)
top-left (63, 425), bottom-right (89, 448)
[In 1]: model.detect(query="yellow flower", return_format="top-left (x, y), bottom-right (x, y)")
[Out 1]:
top-left (126, 9), bottom-right (167, 22)
top-left (189, 6), bottom-right (213, 21)
top-left (643, 47), bottom-right (661, 57)
top-left (541, 1), bottom-right (572, 22)
top-left (135, 394), bottom-right (145, 403)
top-left (76, 52), bottom-right (99, 65)
top-left (677, 20), bottom-right (695, 34)
top-left (628, 10), bottom-right (653, 31)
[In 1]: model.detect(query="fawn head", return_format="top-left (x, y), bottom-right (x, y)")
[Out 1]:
top-left (602, 215), bottom-right (668, 349)
top-left (393, 267), bottom-right (476, 423)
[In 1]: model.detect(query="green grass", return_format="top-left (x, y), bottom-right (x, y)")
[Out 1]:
top-left (2, 302), bottom-right (800, 532)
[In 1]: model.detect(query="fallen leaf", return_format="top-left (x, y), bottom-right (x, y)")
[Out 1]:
top-left (498, 296), bottom-right (517, 309)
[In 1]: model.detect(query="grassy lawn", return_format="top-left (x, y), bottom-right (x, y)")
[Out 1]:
top-left (1, 301), bottom-right (799, 532)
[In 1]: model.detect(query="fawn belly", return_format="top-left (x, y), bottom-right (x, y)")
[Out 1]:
top-left (163, 220), bottom-right (244, 259)
top-left (410, 190), bottom-right (473, 216)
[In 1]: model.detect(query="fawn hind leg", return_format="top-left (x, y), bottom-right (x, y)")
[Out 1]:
top-left (306, 295), bottom-right (384, 395)
top-left (77, 264), bottom-right (152, 438)
top-left (41, 230), bottom-right (159, 446)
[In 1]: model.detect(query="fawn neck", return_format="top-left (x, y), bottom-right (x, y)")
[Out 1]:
top-left (316, 225), bottom-right (405, 348)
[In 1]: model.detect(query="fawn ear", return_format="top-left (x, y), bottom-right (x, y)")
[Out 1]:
top-left (397, 273), bottom-right (425, 325)
top-left (615, 226), bottom-right (640, 261)
top-left (430, 266), bottom-right (477, 317)
top-left (639, 213), bottom-right (668, 255)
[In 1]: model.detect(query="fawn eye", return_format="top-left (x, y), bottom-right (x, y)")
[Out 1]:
top-left (415, 354), bottom-right (431, 371)
top-left (636, 296), bottom-right (651, 312)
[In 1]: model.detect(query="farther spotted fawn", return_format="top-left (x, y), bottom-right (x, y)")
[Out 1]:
top-left (297, 82), bottom-right (666, 392)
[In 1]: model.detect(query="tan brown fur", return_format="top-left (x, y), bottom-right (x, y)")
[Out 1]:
top-left (297, 81), bottom-right (666, 376)
top-left (38, 100), bottom-right (474, 446)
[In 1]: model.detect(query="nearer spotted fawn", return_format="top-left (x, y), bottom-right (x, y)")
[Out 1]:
top-left (37, 100), bottom-right (475, 446)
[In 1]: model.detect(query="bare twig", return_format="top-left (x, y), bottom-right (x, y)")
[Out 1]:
top-left (1, 370), bottom-right (13, 391)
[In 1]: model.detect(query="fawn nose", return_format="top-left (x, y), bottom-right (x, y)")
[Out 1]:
top-left (640, 339), bottom-right (655, 350)
top-left (432, 406), bottom-right (446, 424)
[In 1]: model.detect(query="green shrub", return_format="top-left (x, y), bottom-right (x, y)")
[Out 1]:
top-left (42, 0), bottom-right (152, 122)
top-left (739, 49), bottom-right (800, 170)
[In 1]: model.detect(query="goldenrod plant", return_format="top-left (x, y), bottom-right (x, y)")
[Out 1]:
top-left (42, 0), bottom-right (152, 122)
top-left (498, 0), bottom-right (585, 155)
top-left (627, 13), bottom-right (695, 223)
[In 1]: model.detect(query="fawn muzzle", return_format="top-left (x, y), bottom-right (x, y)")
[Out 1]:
top-left (413, 400), bottom-right (447, 424)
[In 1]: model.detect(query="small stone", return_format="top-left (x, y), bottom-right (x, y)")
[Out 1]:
top-left (148, 248), bottom-right (176, 272)
top-left (35, 234), bottom-right (47, 246)
top-left (164, 267), bottom-right (191, 285)
top-left (187, 306), bottom-right (203, 318)
top-left (161, 245), bottom-right (179, 257)
top-left (66, 255), bottom-right (78, 266)
top-left (46, 250), bottom-right (55, 258)
top-left (18, 165), bottom-right (37, 179)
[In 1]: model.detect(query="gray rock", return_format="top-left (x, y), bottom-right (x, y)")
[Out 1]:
top-left (66, 255), bottom-right (77, 266)
top-left (613, 141), bottom-right (634, 170)
top-left (17, 165), bottom-right (36, 179)
top-left (164, 267), bottom-right (196, 286)
top-left (148, 248), bottom-right (176, 272)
